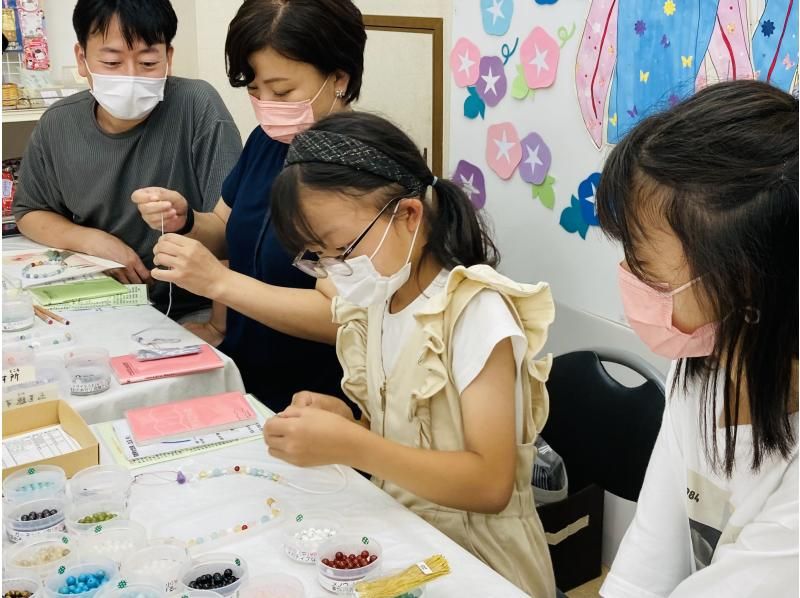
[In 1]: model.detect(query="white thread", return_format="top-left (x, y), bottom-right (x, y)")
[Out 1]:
top-left (161, 211), bottom-right (173, 320)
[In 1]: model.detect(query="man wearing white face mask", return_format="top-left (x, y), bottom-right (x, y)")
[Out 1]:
top-left (12, 0), bottom-right (241, 319)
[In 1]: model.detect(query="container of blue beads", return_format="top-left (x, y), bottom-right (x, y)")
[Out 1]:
top-left (43, 558), bottom-right (118, 598)
top-left (4, 532), bottom-right (77, 581)
top-left (5, 496), bottom-right (67, 542)
top-left (4, 465), bottom-right (67, 504)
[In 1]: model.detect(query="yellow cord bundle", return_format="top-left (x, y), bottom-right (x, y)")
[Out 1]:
top-left (354, 554), bottom-right (451, 598)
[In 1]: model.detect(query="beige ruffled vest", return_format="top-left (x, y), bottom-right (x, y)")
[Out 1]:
top-left (333, 265), bottom-right (556, 598)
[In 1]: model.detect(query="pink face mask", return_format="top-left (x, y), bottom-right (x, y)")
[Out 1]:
top-left (618, 264), bottom-right (716, 359)
top-left (249, 77), bottom-right (334, 144)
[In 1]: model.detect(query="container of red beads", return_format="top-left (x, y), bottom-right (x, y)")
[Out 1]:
top-left (179, 553), bottom-right (248, 597)
top-left (5, 497), bottom-right (67, 542)
top-left (315, 536), bottom-right (382, 594)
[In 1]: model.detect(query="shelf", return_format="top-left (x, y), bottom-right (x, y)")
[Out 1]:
top-left (2, 108), bottom-right (46, 123)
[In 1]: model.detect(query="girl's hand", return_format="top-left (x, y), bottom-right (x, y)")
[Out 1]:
top-left (290, 391), bottom-right (355, 421)
top-left (151, 234), bottom-right (228, 299)
top-left (264, 406), bottom-right (363, 467)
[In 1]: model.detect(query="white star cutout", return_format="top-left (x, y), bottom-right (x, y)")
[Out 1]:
top-left (481, 67), bottom-right (500, 95)
top-left (486, 0), bottom-right (505, 25)
top-left (529, 45), bottom-right (550, 77)
top-left (584, 181), bottom-right (597, 215)
top-left (494, 131), bottom-right (515, 162)
top-left (457, 50), bottom-right (476, 74)
top-left (459, 173), bottom-right (479, 199)
top-left (524, 144), bottom-right (543, 171)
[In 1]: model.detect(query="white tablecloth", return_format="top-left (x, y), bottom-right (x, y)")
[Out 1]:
top-left (97, 431), bottom-right (529, 598)
top-left (3, 237), bottom-right (245, 424)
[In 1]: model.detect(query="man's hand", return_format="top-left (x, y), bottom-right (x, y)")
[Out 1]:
top-left (132, 187), bottom-right (190, 233)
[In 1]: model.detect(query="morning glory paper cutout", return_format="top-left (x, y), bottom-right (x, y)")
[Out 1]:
top-left (518, 132), bottom-right (551, 185)
top-left (463, 86), bottom-right (486, 119)
top-left (559, 196), bottom-right (590, 239)
top-left (531, 175), bottom-right (556, 210)
top-left (453, 160), bottom-right (487, 209)
top-left (535, 0), bottom-right (559, 4)
top-left (521, 27), bottom-right (561, 89)
top-left (482, 0), bottom-right (513, 37)
top-left (578, 172), bottom-right (601, 226)
top-left (476, 56), bottom-right (508, 106)
top-left (486, 122), bottom-right (522, 180)
top-left (450, 37), bottom-right (481, 87)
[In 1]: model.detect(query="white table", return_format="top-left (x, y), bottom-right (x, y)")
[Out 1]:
top-left (98, 432), bottom-right (530, 598)
top-left (3, 236), bottom-right (245, 424)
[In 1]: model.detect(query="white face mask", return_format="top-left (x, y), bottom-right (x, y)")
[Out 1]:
top-left (85, 59), bottom-right (167, 121)
top-left (328, 206), bottom-right (421, 308)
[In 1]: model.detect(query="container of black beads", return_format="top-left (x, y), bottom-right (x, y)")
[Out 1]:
top-left (4, 496), bottom-right (67, 542)
top-left (65, 349), bottom-right (112, 396)
top-left (3, 465), bottom-right (67, 505)
top-left (2, 576), bottom-right (41, 598)
top-left (179, 553), bottom-right (248, 597)
top-left (3, 532), bottom-right (77, 581)
top-left (42, 557), bottom-right (119, 598)
top-left (65, 496), bottom-right (127, 535)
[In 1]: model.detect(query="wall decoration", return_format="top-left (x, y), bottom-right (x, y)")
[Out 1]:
top-left (486, 122), bottom-right (522, 179)
top-left (482, 0), bottom-right (514, 36)
top-left (452, 160), bottom-right (488, 209)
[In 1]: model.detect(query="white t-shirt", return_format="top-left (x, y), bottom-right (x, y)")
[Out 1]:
top-left (601, 364), bottom-right (799, 598)
top-left (381, 269), bottom-right (527, 442)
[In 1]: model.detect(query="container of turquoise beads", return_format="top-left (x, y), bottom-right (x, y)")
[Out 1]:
top-left (43, 557), bottom-right (119, 598)
top-left (5, 496), bottom-right (67, 542)
top-left (4, 465), bottom-right (67, 504)
top-left (65, 497), bottom-right (128, 535)
top-left (4, 532), bottom-right (77, 581)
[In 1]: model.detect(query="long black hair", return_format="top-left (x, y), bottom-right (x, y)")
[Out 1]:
top-left (272, 111), bottom-right (498, 271)
top-left (597, 80), bottom-right (798, 476)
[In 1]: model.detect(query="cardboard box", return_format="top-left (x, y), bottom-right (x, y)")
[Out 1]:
top-left (536, 483), bottom-right (605, 592)
top-left (2, 400), bottom-right (99, 479)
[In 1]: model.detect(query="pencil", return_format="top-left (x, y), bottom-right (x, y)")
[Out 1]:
top-left (33, 307), bottom-right (53, 325)
top-left (34, 305), bottom-right (70, 325)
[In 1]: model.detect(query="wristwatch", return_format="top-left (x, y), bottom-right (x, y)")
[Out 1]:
top-left (176, 206), bottom-right (195, 235)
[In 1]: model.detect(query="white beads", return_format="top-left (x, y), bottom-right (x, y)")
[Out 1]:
top-left (132, 558), bottom-right (180, 576)
top-left (14, 545), bottom-right (71, 567)
top-left (294, 527), bottom-right (337, 545)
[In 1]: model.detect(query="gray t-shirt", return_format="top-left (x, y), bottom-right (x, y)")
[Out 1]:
top-left (13, 76), bottom-right (242, 317)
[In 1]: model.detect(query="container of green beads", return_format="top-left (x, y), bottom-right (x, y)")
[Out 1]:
top-left (4, 532), bottom-right (78, 581)
top-left (3, 465), bottom-right (67, 505)
top-left (4, 496), bottom-right (67, 542)
top-left (65, 497), bottom-right (127, 535)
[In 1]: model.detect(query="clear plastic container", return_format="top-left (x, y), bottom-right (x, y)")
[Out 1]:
top-left (315, 536), bottom-right (382, 595)
top-left (179, 553), bottom-right (248, 597)
top-left (95, 583), bottom-right (164, 598)
top-left (176, 592), bottom-right (223, 598)
top-left (4, 465), bottom-right (67, 504)
top-left (120, 541), bottom-right (189, 595)
top-left (282, 511), bottom-right (341, 564)
top-left (238, 575), bottom-right (305, 598)
top-left (4, 532), bottom-right (78, 581)
top-left (5, 496), bottom-right (67, 542)
top-left (3, 283), bottom-right (35, 332)
top-left (65, 348), bottom-right (112, 396)
top-left (1, 576), bottom-right (41, 598)
top-left (43, 558), bottom-right (119, 598)
top-left (65, 497), bottom-right (128, 535)
top-left (3, 328), bottom-right (76, 352)
top-left (69, 466), bottom-right (133, 504)
top-left (79, 520), bottom-right (147, 566)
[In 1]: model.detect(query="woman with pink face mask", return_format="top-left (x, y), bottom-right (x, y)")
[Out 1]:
top-left (131, 0), bottom-right (366, 413)
top-left (596, 81), bottom-right (798, 598)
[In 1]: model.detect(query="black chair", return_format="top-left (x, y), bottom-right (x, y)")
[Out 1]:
top-left (543, 349), bottom-right (665, 502)
top-left (541, 349), bottom-right (666, 594)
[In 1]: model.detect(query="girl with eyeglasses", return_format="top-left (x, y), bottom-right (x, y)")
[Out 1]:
top-left (263, 111), bottom-right (556, 598)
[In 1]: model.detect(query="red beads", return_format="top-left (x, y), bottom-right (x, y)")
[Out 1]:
top-left (234, 466), bottom-right (240, 472)
top-left (324, 550), bottom-right (378, 570)
top-left (241, 524), bottom-right (248, 530)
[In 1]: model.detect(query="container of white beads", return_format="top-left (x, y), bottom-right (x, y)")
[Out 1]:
top-left (121, 541), bottom-right (189, 595)
top-left (5, 496), bottom-right (67, 542)
top-left (65, 349), bottom-right (111, 396)
top-left (2, 283), bottom-right (35, 332)
top-left (95, 582), bottom-right (164, 598)
top-left (282, 511), bottom-right (341, 564)
top-left (179, 553), bottom-right (248, 598)
top-left (43, 557), bottom-right (119, 598)
top-left (4, 465), bottom-right (67, 504)
top-left (4, 532), bottom-right (77, 581)
top-left (2, 576), bottom-right (41, 598)
top-left (69, 466), bottom-right (133, 505)
top-left (65, 497), bottom-right (128, 535)
top-left (79, 520), bottom-right (147, 566)
top-left (239, 575), bottom-right (306, 598)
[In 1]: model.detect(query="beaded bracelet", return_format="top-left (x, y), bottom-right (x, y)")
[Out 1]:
top-left (21, 252), bottom-right (68, 280)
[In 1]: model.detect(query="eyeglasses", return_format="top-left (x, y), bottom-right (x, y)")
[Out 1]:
top-left (292, 196), bottom-right (403, 279)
